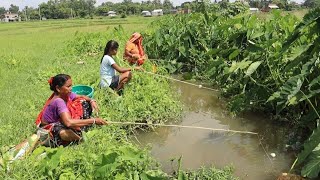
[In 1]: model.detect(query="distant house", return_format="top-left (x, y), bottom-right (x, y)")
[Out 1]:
top-left (249, 7), bottom-right (259, 13)
top-left (2, 12), bottom-right (19, 22)
top-left (107, 11), bottom-right (117, 17)
top-left (170, 9), bottom-right (178, 14)
top-left (151, 9), bottom-right (163, 16)
top-left (268, 4), bottom-right (279, 9)
top-left (175, 8), bottom-right (191, 14)
top-left (183, 8), bottom-right (192, 14)
top-left (261, 3), bottom-right (280, 12)
top-left (141, 11), bottom-right (151, 17)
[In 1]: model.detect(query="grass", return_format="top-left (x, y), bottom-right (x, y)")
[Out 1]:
top-left (0, 16), bottom-right (161, 147)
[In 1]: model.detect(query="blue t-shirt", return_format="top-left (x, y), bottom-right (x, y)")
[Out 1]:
top-left (100, 55), bottom-right (116, 88)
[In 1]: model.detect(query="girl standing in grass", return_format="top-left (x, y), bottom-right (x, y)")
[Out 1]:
top-left (100, 40), bottom-right (142, 93)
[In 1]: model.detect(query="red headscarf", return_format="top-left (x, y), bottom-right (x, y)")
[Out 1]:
top-left (129, 32), bottom-right (145, 57)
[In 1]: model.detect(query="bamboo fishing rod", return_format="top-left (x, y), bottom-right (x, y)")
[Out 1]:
top-left (140, 71), bottom-right (219, 92)
top-left (107, 121), bottom-right (273, 162)
top-left (107, 121), bottom-right (258, 135)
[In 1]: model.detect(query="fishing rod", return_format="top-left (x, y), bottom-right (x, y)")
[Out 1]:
top-left (140, 71), bottom-right (219, 92)
top-left (107, 121), bottom-right (275, 163)
top-left (106, 121), bottom-right (258, 135)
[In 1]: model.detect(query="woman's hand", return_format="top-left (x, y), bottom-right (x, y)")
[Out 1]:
top-left (142, 54), bottom-right (148, 60)
top-left (134, 66), bottom-right (144, 71)
top-left (95, 118), bottom-right (108, 125)
top-left (90, 100), bottom-right (99, 112)
top-left (132, 54), bottom-right (140, 59)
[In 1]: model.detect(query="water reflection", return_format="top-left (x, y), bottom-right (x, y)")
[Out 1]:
top-left (133, 82), bottom-right (294, 180)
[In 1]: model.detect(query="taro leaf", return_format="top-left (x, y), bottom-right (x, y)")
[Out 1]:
top-left (206, 49), bottom-right (220, 56)
top-left (59, 171), bottom-right (77, 180)
top-left (178, 46), bottom-right (186, 57)
top-left (140, 170), bottom-right (168, 180)
top-left (228, 60), bottom-right (252, 74)
top-left (155, 31), bottom-right (163, 47)
top-left (228, 49), bottom-right (240, 60)
top-left (95, 153), bottom-right (120, 178)
top-left (234, 23), bottom-right (242, 29)
top-left (96, 163), bottom-right (120, 178)
top-left (101, 152), bottom-right (118, 165)
top-left (300, 89), bottom-right (320, 102)
top-left (178, 171), bottom-right (187, 180)
top-left (250, 31), bottom-right (264, 39)
top-left (246, 43), bottom-right (264, 53)
top-left (301, 150), bottom-right (320, 178)
top-left (286, 45), bottom-right (311, 62)
top-left (267, 92), bottom-right (280, 102)
top-left (245, 61), bottom-right (262, 76)
top-left (115, 173), bottom-right (126, 180)
top-left (282, 8), bottom-right (320, 52)
top-left (267, 75), bottom-right (304, 113)
top-left (309, 76), bottom-right (320, 91)
top-left (45, 147), bottom-right (63, 170)
top-left (293, 126), bottom-right (320, 168)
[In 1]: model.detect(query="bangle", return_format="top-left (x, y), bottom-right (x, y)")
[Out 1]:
top-left (92, 118), bottom-right (96, 125)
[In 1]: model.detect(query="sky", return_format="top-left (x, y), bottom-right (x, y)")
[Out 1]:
top-left (0, 0), bottom-right (304, 9)
top-left (0, 0), bottom-right (190, 9)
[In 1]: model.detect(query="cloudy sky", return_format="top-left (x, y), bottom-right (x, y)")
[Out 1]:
top-left (0, 0), bottom-right (193, 9)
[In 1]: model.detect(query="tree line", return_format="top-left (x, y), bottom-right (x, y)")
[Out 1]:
top-left (0, 0), bottom-right (317, 20)
top-left (0, 0), bottom-right (174, 20)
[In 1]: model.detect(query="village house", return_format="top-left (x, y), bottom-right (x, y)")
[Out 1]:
top-left (141, 11), bottom-right (151, 17)
top-left (107, 11), bottom-right (116, 17)
top-left (151, 9), bottom-right (163, 16)
top-left (268, 4), bottom-right (279, 9)
top-left (249, 7), bottom-right (259, 13)
top-left (2, 12), bottom-right (20, 22)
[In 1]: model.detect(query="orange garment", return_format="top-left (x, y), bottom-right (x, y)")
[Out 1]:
top-left (124, 32), bottom-right (146, 65)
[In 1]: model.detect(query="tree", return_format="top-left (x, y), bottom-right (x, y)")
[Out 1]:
top-left (0, 7), bottom-right (5, 19)
top-left (163, 0), bottom-right (173, 13)
top-left (0, 7), bottom-right (6, 15)
top-left (304, 0), bottom-right (320, 8)
top-left (9, 4), bottom-right (19, 13)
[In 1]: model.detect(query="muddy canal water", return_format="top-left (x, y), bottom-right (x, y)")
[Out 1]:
top-left (134, 82), bottom-right (294, 180)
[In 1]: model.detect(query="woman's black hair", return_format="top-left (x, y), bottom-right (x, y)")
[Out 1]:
top-left (100, 40), bottom-right (119, 64)
top-left (49, 74), bottom-right (71, 92)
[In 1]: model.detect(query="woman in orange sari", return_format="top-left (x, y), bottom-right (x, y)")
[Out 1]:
top-left (124, 32), bottom-right (147, 66)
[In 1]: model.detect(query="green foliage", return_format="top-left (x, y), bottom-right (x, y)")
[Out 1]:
top-left (301, 144), bottom-right (320, 178)
top-left (183, 166), bottom-right (237, 180)
top-left (144, 7), bottom-right (320, 178)
top-left (1, 127), bottom-right (168, 179)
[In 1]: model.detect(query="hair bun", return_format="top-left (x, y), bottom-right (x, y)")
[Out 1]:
top-left (48, 77), bottom-right (53, 85)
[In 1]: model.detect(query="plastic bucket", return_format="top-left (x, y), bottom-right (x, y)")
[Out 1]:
top-left (72, 85), bottom-right (94, 98)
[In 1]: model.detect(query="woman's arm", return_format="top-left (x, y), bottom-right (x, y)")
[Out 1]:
top-left (59, 112), bottom-right (107, 128)
top-left (112, 63), bottom-right (132, 73)
top-left (112, 63), bottom-right (143, 73)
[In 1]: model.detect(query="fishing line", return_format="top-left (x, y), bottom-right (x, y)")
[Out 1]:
top-left (141, 71), bottom-right (219, 92)
top-left (107, 121), bottom-right (274, 165)
top-left (107, 121), bottom-right (258, 135)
